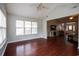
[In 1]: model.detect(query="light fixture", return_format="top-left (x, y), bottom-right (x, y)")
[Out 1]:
top-left (69, 16), bottom-right (74, 20)
top-left (36, 3), bottom-right (48, 11)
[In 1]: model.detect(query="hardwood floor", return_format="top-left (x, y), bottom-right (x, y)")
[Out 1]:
top-left (4, 37), bottom-right (78, 56)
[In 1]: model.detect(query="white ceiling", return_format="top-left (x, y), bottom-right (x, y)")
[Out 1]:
top-left (6, 3), bottom-right (79, 19)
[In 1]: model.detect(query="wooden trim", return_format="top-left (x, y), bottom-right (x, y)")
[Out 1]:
top-left (47, 14), bottom-right (79, 22)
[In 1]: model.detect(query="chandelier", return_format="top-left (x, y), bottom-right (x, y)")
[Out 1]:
top-left (36, 3), bottom-right (48, 11)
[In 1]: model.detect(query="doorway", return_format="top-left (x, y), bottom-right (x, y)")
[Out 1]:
top-left (65, 22), bottom-right (78, 47)
top-left (47, 15), bottom-right (78, 47)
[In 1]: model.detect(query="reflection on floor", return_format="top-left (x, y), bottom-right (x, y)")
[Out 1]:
top-left (4, 37), bottom-right (78, 56)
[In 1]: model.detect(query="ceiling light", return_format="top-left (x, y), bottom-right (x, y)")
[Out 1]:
top-left (69, 17), bottom-right (74, 20)
top-left (36, 3), bottom-right (48, 11)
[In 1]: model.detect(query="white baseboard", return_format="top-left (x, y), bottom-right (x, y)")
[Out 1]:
top-left (1, 42), bottom-right (8, 56)
top-left (8, 37), bottom-right (47, 44)
top-left (8, 39), bottom-right (30, 44)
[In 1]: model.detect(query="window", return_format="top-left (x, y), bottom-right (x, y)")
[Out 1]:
top-left (66, 24), bottom-right (76, 31)
top-left (0, 10), bottom-right (6, 45)
top-left (16, 20), bottom-right (24, 35)
top-left (32, 22), bottom-right (37, 34)
top-left (25, 21), bottom-right (31, 35)
top-left (69, 25), bottom-right (72, 30)
top-left (16, 20), bottom-right (38, 35)
top-left (66, 26), bottom-right (68, 31)
top-left (73, 25), bottom-right (75, 31)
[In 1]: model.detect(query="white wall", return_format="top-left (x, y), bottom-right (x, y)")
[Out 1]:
top-left (7, 14), bottom-right (46, 43)
top-left (42, 19), bottom-right (47, 38)
top-left (0, 3), bottom-right (7, 56)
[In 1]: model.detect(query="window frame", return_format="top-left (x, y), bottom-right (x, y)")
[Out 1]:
top-left (0, 9), bottom-right (6, 47)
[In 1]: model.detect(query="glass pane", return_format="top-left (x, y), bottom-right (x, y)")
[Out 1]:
top-left (16, 20), bottom-right (24, 27)
top-left (2, 29), bottom-right (6, 40)
top-left (66, 26), bottom-right (68, 31)
top-left (25, 21), bottom-right (31, 27)
top-left (16, 28), bottom-right (24, 35)
top-left (0, 29), bottom-right (3, 44)
top-left (69, 25), bottom-right (72, 30)
top-left (73, 25), bottom-right (75, 31)
top-left (32, 28), bottom-right (37, 34)
top-left (0, 10), bottom-right (6, 27)
top-left (32, 22), bottom-right (37, 28)
top-left (0, 29), bottom-right (6, 44)
top-left (25, 28), bottom-right (31, 35)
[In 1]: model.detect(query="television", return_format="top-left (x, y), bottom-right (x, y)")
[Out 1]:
top-left (50, 25), bottom-right (56, 30)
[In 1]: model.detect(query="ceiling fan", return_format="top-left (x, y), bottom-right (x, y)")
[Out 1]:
top-left (71, 4), bottom-right (79, 9)
top-left (36, 3), bottom-right (48, 11)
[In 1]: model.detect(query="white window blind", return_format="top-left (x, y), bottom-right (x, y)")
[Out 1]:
top-left (16, 20), bottom-right (24, 35)
top-left (25, 21), bottom-right (31, 35)
top-left (32, 22), bottom-right (37, 34)
top-left (16, 20), bottom-right (38, 35)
